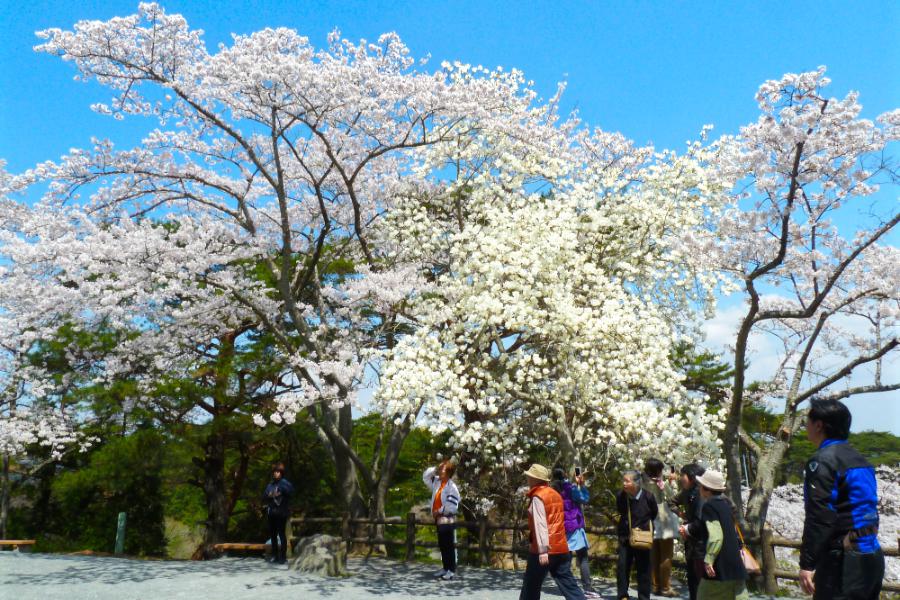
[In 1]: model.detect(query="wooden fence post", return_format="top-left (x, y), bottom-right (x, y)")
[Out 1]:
top-left (405, 512), bottom-right (417, 561)
top-left (341, 512), bottom-right (351, 554)
top-left (761, 527), bottom-right (778, 595)
top-left (478, 516), bottom-right (489, 566)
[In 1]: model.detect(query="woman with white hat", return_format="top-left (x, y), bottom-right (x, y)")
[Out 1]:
top-left (694, 470), bottom-right (748, 600)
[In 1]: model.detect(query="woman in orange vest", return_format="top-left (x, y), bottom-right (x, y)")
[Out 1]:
top-left (423, 460), bottom-right (461, 580)
top-left (520, 464), bottom-right (587, 600)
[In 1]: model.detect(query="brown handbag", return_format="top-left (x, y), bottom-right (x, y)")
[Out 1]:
top-left (735, 523), bottom-right (762, 575)
top-left (628, 500), bottom-right (653, 550)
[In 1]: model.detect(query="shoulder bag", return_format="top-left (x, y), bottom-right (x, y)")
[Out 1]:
top-left (628, 498), bottom-right (653, 550)
top-left (735, 523), bottom-right (762, 575)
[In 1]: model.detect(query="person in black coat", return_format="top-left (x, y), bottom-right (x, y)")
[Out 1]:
top-left (673, 463), bottom-right (706, 600)
top-left (694, 470), bottom-right (747, 600)
top-left (262, 461), bottom-right (295, 564)
top-left (616, 470), bottom-right (658, 600)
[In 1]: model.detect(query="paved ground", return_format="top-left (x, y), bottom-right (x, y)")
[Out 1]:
top-left (0, 551), bottom-right (784, 599)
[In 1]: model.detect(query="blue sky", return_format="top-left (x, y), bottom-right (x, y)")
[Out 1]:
top-left (1, 1), bottom-right (898, 431)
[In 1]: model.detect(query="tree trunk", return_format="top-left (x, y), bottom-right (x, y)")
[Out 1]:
top-left (744, 429), bottom-right (794, 539)
top-left (0, 454), bottom-right (9, 539)
top-left (198, 429), bottom-right (230, 558)
top-left (332, 404), bottom-right (367, 520)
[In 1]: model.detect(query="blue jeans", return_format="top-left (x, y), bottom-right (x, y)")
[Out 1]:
top-left (519, 552), bottom-right (587, 600)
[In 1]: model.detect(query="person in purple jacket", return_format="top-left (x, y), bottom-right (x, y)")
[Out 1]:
top-left (551, 467), bottom-right (599, 598)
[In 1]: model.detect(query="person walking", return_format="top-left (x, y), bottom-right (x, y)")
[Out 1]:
top-left (643, 459), bottom-right (680, 597)
top-left (551, 467), bottom-right (599, 598)
top-left (262, 462), bottom-right (294, 564)
top-left (519, 464), bottom-right (586, 600)
top-left (616, 470), bottom-right (657, 600)
top-left (423, 460), bottom-right (461, 581)
top-left (694, 470), bottom-right (748, 600)
top-left (674, 463), bottom-right (706, 600)
top-left (799, 398), bottom-right (884, 600)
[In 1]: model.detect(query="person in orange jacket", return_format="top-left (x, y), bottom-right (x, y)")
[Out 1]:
top-left (519, 464), bottom-right (586, 600)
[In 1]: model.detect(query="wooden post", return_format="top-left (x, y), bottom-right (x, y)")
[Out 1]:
top-left (478, 516), bottom-right (489, 566)
top-left (404, 512), bottom-right (417, 561)
top-left (114, 512), bottom-right (127, 555)
top-left (760, 527), bottom-right (778, 595)
top-left (285, 516), bottom-right (294, 558)
top-left (341, 512), bottom-right (351, 554)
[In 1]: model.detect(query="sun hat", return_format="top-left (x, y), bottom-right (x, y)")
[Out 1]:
top-left (524, 463), bottom-right (552, 482)
top-left (695, 469), bottom-right (727, 492)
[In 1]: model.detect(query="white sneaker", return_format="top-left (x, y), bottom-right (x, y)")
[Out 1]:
top-left (440, 571), bottom-right (456, 580)
top-left (433, 569), bottom-right (447, 578)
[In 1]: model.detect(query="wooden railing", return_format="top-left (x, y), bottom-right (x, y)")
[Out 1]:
top-left (291, 513), bottom-right (900, 593)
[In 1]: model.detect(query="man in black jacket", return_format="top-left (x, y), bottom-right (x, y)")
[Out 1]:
top-left (799, 399), bottom-right (884, 600)
top-left (616, 470), bottom-right (658, 600)
top-left (263, 462), bottom-right (295, 564)
top-left (673, 463), bottom-right (705, 600)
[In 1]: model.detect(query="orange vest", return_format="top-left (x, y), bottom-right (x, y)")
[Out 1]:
top-left (432, 481), bottom-right (446, 513)
top-left (527, 485), bottom-right (569, 555)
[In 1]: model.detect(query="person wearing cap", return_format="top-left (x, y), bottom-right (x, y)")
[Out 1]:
top-left (423, 459), bottom-right (461, 581)
top-left (694, 470), bottom-right (747, 600)
top-left (520, 464), bottom-right (586, 600)
top-left (799, 398), bottom-right (883, 600)
top-left (616, 470), bottom-right (657, 600)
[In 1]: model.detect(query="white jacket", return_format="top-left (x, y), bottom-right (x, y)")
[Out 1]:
top-left (423, 467), bottom-right (460, 519)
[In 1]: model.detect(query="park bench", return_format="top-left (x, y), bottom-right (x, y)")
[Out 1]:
top-left (0, 539), bottom-right (36, 551)
top-left (213, 542), bottom-right (270, 556)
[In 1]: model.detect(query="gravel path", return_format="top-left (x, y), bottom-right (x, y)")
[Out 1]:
top-left (0, 551), bottom-right (786, 599)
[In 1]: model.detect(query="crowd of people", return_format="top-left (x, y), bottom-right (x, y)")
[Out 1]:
top-left (263, 398), bottom-right (885, 600)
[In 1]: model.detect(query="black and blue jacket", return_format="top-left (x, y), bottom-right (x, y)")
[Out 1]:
top-left (800, 439), bottom-right (880, 569)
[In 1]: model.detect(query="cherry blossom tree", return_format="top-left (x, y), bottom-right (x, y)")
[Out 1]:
top-left (5, 3), bottom-right (558, 523)
top-left (712, 68), bottom-right (900, 537)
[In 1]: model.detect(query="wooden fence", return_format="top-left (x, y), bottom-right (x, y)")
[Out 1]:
top-left (291, 513), bottom-right (900, 594)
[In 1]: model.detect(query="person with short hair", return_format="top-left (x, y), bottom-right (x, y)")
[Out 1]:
top-left (674, 463), bottom-right (706, 600)
top-left (519, 464), bottom-right (586, 600)
top-left (643, 458), bottom-right (680, 597)
top-left (423, 459), bottom-right (461, 580)
top-left (694, 470), bottom-right (748, 600)
top-left (616, 470), bottom-right (657, 600)
top-left (551, 467), bottom-right (599, 598)
top-left (799, 398), bottom-right (884, 600)
top-left (262, 461), bottom-right (294, 564)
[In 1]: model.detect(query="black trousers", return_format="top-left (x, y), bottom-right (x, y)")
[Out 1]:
top-left (686, 560), bottom-right (701, 600)
top-left (268, 513), bottom-right (288, 562)
top-left (519, 552), bottom-right (587, 600)
top-left (617, 541), bottom-right (651, 600)
top-left (814, 547), bottom-right (884, 600)
top-left (437, 523), bottom-right (457, 572)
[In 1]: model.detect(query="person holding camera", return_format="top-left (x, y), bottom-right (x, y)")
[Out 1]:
top-left (551, 466), bottom-right (599, 598)
top-left (674, 463), bottom-right (706, 600)
top-left (423, 460), bottom-right (461, 581)
top-left (643, 458), bottom-right (680, 597)
top-left (262, 462), bottom-right (294, 565)
top-left (616, 470), bottom-right (657, 600)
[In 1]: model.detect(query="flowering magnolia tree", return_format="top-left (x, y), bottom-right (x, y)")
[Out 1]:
top-left (375, 116), bottom-right (731, 475)
top-left (711, 68), bottom-right (900, 537)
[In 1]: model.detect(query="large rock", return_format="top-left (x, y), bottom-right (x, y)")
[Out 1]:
top-left (290, 534), bottom-right (347, 576)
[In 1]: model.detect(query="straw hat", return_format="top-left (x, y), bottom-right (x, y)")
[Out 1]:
top-left (523, 463), bottom-right (552, 482)
top-left (695, 469), bottom-right (727, 492)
